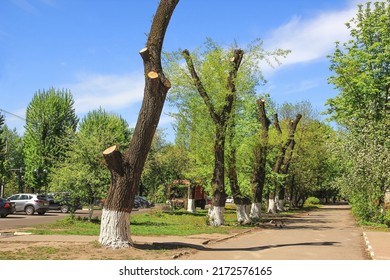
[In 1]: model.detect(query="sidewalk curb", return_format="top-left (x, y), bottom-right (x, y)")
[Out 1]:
top-left (363, 232), bottom-right (375, 260)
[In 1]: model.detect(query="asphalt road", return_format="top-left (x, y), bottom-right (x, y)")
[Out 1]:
top-left (0, 207), bottom-right (153, 231)
top-left (185, 204), bottom-right (367, 260)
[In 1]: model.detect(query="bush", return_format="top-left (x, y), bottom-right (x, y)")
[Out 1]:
top-left (384, 210), bottom-right (390, 228)
top-left (304, 197), bottom-right (320, 205)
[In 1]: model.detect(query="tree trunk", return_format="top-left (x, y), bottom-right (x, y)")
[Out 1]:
top-left (251, 99), bottom-right (270, 219)
top-left (227, 111), bottom-right (251, 224)
top-left (187, 184), bottom-right (196, 213)
top-left (99, 0), bottom-right (179, 248)
top-left (208, 125), bottom-right (227, 226)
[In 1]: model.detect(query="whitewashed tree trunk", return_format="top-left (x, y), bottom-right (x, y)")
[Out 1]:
top-left (99, 208), bottom-right (132, 249)
top-left (267, 198), bottom-right (276, 213)
top-left (208, 206), bottom-right (224, 226)
top-left (250, 202), bottom-right (262, 219)
top-left (187, 198), bottom-right (196, 213)
top-left (236, 204), bottom-right (251, 224)
top-left (277, 199), bottom-right (285, 212)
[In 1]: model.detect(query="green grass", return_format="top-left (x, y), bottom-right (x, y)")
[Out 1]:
top-left (23, 205), bottom-right (324, 236)
top-left (26, 206), bottom-right (249, 236)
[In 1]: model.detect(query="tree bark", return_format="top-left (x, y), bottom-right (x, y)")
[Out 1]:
top-left (227, 116), bottom-right (251, 224)
top-left (99, 0), bottom-right (179, 248)
top-left (250, 99), bottom-right (270, 219)
top-left (187, 183), bottom-right (196, 213)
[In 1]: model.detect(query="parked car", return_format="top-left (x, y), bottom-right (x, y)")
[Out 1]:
top-left (226, 197), bottom-right (234, 203)
top-left (135, 196), bottom-right (154, 208)
top-left (46, 192), bottom-right (82, 213)
top-left (0, 197), bottom-right (15, 218)
top-left (7, 193), bottom-right (49, 215)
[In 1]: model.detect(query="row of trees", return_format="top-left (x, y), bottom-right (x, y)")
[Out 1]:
top-left (1, 0), bottom-right (388, 249)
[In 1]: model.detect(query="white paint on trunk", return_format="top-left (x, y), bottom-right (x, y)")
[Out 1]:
top-left (208, 206), bottom-right (225, 226)
top-left (250, 202), bottom-right (262, 219)
top-left (99, 208), bottom-right (132, 248)
top-left (187, 199), bottom-right (196, 213)
top-left (277, 199), bottom-right (285, 212)
top-left (267, 198), bottom-right (276, 213)
top-left (236, 204), bottom-right (251, 224)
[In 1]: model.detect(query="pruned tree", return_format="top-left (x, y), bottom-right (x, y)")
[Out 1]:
top-left (98, 0), bottom-right (179, 248)
top-left (249, 99), bottom-right (271, 219)
top-left (267, 113), bottom-right (301, 213)
top-left (182, 48), bottom-right (244, 226)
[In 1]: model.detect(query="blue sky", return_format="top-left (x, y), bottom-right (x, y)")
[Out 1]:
top-left (0, 0), bottom-right (367, 141)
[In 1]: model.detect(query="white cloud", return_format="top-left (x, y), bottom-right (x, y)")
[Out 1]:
top-left (265, 1), bottom-right (361, 68)
top-left (67, 72), bottom-right (145, 114)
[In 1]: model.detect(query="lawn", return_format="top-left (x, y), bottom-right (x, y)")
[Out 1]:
top-left (26, 206), bottom-right (251, 236)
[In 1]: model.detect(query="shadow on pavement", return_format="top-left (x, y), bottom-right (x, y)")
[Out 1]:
top-left (134, 241), bottom-right (340, 252)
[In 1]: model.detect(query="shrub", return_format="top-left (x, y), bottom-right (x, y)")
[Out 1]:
top-left (304, 197), bottom-right (320, 205)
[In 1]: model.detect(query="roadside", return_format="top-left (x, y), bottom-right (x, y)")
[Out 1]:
top-left (0, 204), bottom-right (389, 260)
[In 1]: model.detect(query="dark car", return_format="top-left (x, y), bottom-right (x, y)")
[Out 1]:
top-left (135, 196), bottom-right (154, 208)
top-left (0, 197), bottom-right (16, 218)
top-left (46, 192), bottom-right (82, 213)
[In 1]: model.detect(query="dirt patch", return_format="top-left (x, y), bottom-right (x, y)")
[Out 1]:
top-left (0, 240), bottom-right (196, 260)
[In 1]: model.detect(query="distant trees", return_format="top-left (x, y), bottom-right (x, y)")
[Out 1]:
top-left (327, 1), bottom-right (390, 224)
top-left (23, 88), bottom-right (78, 193)
top-left (50, 108), bottom-right (131, 219)
top-left (0, 114), bottom-right (6, 191)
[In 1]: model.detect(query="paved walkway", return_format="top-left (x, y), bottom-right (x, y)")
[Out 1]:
top-left (1, 204), bottom-right (389, 260)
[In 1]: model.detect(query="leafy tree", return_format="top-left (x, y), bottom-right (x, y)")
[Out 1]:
top-left (327, 1), bottom-right (390, 224)
top-left (0, 113), bottom-right (6, 192)
top-left (327, 1), bottom-right (390, 129)
top-left (165, 38), bottom-right (288, 226)
top-left (141, 136), bottom-right (190, 203)
top-left (0, 125), bottom-right (24, 196)
top-left (50, 108), bottom-right (131, 219)
top-left (23, 88), bottom-right (78, 193)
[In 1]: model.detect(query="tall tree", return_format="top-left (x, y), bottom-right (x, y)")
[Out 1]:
top-left (327, 1), bottom-right (390, 224)
top-left (0, 114), bottom-right (6, 192)
top-left (181, 46), bottom-right (244, 226)
top-left (327, 1), bottom-right (390, 128)
top-left (0, 126), bottom-right (24, 196)
top-left (23, 88), bottom-right (78, 193)
top-left (99, 0), bottom-right (179, 248)
top-left (249, 99), bottom-right (271, 219)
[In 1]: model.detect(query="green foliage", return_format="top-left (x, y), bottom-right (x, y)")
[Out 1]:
top-left (50, 108), bottom-right (131, 209)
top-left (0, 114), bottom-right (6, 185)
top-left (332, 125), bottom-right (389, 224)
top-left (327, 1), bottom-right (390, 127)
top-left (23, 88), bottom-right (78, 192)
top-left (327, 2), bottom-right (389, 224)
top-left (304, 197), bottom-right (320, 205)
top-left (141, 136), bottom-right (191, 201)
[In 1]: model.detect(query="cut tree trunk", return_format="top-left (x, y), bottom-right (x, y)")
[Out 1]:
top-left (182, 48), bottom-right (244, 227)
top-left (251, 99), bottom-right (271, 219)
top-left (98, 0), bottom-right (179, 249)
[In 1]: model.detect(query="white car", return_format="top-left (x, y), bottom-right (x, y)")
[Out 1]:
top-left (226, 197), bottom-right (234, 203)
top-left (7, 193), bottom-right (49, 215)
